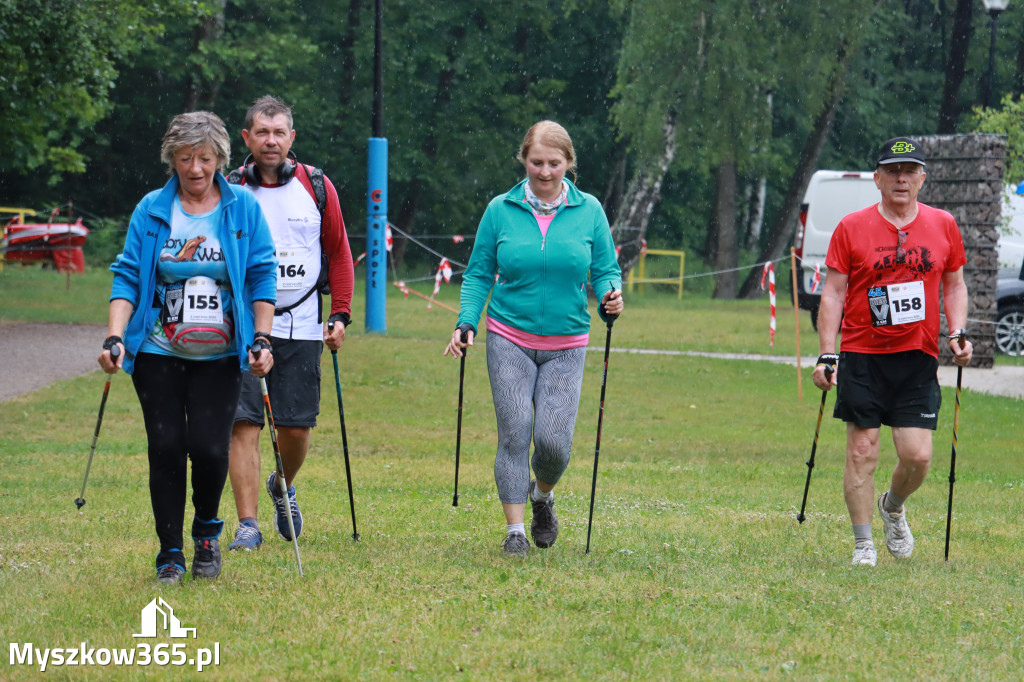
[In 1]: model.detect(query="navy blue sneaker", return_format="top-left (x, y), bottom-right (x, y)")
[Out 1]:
top-left (266, 471), bottom-right (303, 541)
top-left (227, 522), bottom-right (263, 551)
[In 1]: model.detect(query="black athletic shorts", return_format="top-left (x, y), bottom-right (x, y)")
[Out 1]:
top-left (234, 337), bottom-right (322, 428)
top-left (833, 350), bottom-right (942, 430)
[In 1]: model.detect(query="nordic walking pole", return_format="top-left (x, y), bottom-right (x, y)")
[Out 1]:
top-left (452, 329), bottom-right (468, 507)
top-left (328, 321), bottom-right (359, 541)
top-left (254, 346), bottom-right (304, 577)
top-left (797, 365), bottom-right (833, 523)
top-left (75, 345), bottom-right (120, 509)
top-left (944, 331), bottom-right (967, 561)
top-left (586, 304), bottom-right (619, 554)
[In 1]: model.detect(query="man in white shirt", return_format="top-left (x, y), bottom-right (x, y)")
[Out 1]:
top-left (226, 95), bottom-right (354, 550)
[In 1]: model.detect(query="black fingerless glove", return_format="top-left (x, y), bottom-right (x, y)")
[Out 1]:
top-left (816, 353), bottom-right (838, 377)
top-left (328, 312), bottom-right (351, 329)
top-left (456, 322), bottom-right (474, 342)
top-left (250, 337), bottom-right (272, 356)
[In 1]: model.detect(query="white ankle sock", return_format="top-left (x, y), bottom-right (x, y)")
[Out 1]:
top-left (507, 523), bottom-right (525, 536)
top-left (531, 486), bottom-right (553, 502)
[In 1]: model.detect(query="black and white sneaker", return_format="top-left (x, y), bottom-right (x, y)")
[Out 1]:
top-left (529, 480), bottom-right (559, 548)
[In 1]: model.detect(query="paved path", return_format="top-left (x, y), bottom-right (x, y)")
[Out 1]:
top-left (0, 322), bottom-right (1019, 402)
top-left (596, 347), bottom-right (1024, 400)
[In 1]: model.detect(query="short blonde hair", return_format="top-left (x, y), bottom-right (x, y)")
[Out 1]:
top-left (516, 120), bottom-right (577, 182)
top-left (160, 111), bottom-right (231, 174)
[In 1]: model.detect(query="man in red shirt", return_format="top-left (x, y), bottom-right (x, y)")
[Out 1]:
top-left (812, 137), bottom-right (973, 567)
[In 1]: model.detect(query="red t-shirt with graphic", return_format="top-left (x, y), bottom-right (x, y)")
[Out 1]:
top-left (825, 202), bottom-right (966, 358)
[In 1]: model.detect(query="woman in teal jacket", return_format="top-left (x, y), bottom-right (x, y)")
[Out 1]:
top-left (445, 120), bottom-right (623, 557)
top-left (97, 111), bottom-right (277, 584)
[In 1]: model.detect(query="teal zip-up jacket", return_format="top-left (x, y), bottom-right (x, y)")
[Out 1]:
top-left (109, 172), bottom-right (277, 374)
top-left (458, 179), bottom-right (621, 336)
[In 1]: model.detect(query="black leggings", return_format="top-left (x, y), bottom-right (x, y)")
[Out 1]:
top-left (132, 353), bottom-right (242, 567)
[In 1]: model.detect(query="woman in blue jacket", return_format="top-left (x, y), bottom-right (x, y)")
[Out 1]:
top-left (445, 120), bottom-right (623, 557)
top-left (97, 111), bottom-right (278, 584)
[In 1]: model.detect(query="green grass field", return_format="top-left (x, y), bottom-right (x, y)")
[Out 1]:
top-left (1, 266), bottom-right (1022, 680)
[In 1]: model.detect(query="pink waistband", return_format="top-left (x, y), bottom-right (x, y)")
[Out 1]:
top-left (485, 316), bottom-right (589, 350)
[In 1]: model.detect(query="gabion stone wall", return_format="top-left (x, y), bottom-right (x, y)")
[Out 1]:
top-left (916, 134), bottom-right (1004, 369)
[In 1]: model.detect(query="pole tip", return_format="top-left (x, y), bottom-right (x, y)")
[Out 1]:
top-left (74, 498), bottom-right (86, 509)
top-left (796, 513), bottom-right (806, 524)
top-left (352, 533), bottom-right (361, 542)
top-left (452, 496), bottom-right (459, 507)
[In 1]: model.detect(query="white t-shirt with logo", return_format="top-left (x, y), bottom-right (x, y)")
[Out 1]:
top-left (250, 180), bottom-right (323, 340)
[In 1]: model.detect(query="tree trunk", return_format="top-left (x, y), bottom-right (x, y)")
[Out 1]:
top-left (612, 113), bottom-right (677, 278)
top-left (712, 158), bottom-right (738, 299)
top-left (744, 176), bottom-right (767, 250)
top-left (937, 0), bottom-right (974, 133)
top-left (738, 40), bottom-right (853, 299)
top-left (182, 0), bottom-right (226, 112)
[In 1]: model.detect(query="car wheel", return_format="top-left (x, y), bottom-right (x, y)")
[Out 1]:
top-left (995, 305), bottom-right (1024, 356)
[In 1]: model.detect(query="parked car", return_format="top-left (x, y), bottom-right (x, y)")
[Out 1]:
top-left (996, 270), bottom-right (1024, 356)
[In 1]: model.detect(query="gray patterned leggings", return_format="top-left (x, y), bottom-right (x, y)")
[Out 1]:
top-left (486, 332), bottom-right (587, 504)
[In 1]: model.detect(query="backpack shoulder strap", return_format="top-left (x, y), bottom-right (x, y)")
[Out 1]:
top-left (306, 165), bottom-right (327, 218)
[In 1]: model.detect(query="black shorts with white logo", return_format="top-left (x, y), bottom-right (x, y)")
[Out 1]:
top-left (234, 337), bottom-right (322, 428)
top-left (833, 350), bottom-right (942, 430)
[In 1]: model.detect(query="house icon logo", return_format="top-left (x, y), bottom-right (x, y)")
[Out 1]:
top-left (133, 598), bottom-right (197, 639)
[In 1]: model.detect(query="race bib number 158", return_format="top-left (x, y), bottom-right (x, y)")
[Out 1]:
top-left (868, 280), bottom-right (925, 327)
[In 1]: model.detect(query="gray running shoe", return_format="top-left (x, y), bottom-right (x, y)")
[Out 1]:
top-left (155, 564), bottom-right (185, 585)
top-left (851, 541), bottom-right (877, 567)
top-left (501, 532), bottom-right (529, 558)
top-left (191, 538), bottom-right (222, 579)
top-left (878, 493), bottom-right (914, 559)
top-left (529, 480), bottom-right (559, 548)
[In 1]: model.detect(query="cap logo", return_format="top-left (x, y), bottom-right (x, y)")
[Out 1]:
top-left (890, 141), bottom-right (916, 155)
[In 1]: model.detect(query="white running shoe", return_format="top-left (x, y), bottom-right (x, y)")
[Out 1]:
top-left (852, 541), bottom-right (877, 567)
top-left (878, 493), bottom-right (914, 559)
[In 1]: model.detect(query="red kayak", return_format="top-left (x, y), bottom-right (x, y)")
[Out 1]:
top-left (2, 214), bottom-right (89, 273)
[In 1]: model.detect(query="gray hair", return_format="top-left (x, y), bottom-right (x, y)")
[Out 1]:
top-left (160, 111), bottom-right (231, 174)
top-left (244, 95), bottom-right (293, 131)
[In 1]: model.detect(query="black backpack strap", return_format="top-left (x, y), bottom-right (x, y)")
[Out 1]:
top-left (274, 285), bottom-right (319, 316)
top-left (307, 165), bottom-right (327, 218)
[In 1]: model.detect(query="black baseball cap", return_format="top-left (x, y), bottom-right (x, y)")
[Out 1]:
top-left (877, 137), bottom-right (926, 166)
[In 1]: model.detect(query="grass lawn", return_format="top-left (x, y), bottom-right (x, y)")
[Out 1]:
top-left (1, 265), bottom-right (1022, 679)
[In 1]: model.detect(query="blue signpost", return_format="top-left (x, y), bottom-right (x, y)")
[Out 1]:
top-left (365, 0), bottom-right (387, 333)
top-left (366, 138), bottom-right (387, 333)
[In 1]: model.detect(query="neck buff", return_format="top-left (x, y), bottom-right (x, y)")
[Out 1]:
top-left (524, 180), bottom-right (568, 216)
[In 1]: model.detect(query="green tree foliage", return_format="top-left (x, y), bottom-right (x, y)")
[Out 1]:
top-left (972, 94), bottom-right (1024, 184)
top-left (6, 0), bottom-right (1024, 279)
top-left (0, 0), bottom-right (180, 181)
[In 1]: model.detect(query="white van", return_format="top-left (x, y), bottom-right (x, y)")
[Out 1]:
top-left (792, 170), bottom-right (879, 328)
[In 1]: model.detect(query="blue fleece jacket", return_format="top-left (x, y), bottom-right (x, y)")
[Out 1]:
top-left (457, 179), bottom-right (621, 336)
top-left (109, 173), bottom-right (277, 374)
